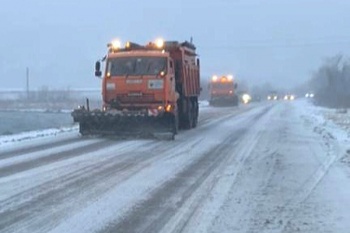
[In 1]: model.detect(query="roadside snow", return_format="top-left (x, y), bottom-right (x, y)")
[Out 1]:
top-left (297, 99), bottom-right (350, 168)
top-left (0, 108), bottom-right (72, 113)
top-left (0, 126), bottom-right (78, 147)
top-left (297, 99), bottom-right (349, 142)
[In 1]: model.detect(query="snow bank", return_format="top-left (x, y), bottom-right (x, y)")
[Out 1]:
top-left (0, 126), bottom-right (78, 147)
top-left (0, 108), bottom-right (72, 113)
top-left (297, 99), bottom-right (350, 141)
top-left (296, 99), bottom-right (350, 169)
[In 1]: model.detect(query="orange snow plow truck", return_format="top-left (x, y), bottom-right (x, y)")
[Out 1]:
top-left (71, 38), bottom-right (201, 139)
top-left (208, 75), bottom-right (239, 106)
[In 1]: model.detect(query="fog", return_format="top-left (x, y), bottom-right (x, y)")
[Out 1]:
top-left (1, 0), bottom-right (350, 91)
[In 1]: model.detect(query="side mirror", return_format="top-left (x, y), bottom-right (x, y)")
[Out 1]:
top-left (95, 61), bottom-right (102, 77)
top-left (234, 83), bottom-right (238, 89)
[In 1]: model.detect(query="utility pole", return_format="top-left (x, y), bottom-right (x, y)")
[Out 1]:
top-left (26, 67), bottom-right (29, 100)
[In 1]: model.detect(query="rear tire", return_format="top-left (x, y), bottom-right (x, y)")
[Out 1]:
top-left (183, 100), bottom-right (193, 129)
top-left (192, 99), bottom-right (198, 128)
top-left (173, 112), bottom-right (179, 135)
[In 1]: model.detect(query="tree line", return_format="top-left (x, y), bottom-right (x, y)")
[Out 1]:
top-left (308, 55), bottom-right (350, 108)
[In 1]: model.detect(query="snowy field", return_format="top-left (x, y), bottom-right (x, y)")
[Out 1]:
top-left (0, 100), bottom-right (350, 233)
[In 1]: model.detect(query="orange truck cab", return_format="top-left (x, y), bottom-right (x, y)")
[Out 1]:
top-left (208, 75), bottom-right (239, 106)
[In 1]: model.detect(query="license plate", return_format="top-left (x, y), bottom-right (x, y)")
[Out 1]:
top-left (126, 79), bottom-right (142, 84)
top-left (128, 92), bottom-right (142, 96)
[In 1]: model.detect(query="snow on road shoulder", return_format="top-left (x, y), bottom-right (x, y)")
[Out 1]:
top-left (0, 125), bottom-right (78, 148)
top-left (295, 99), bottom-right (350, 165)
top-left (296, 99), bottom-right (349, 141)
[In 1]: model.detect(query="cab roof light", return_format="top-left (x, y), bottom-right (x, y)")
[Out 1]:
top-left (107, 39), bottom-right (122, 50)
top-left (125, 41), bottom-right (143, 49)
top-left (221, 77), bottom-right (227, 82)
top-left (155, 38), bottom-right (165, 48)
top-left (227, 75), bottom-right (234, 81)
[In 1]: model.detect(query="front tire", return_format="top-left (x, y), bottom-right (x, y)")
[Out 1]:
top-left (173, 112), bottom-right (179, 135)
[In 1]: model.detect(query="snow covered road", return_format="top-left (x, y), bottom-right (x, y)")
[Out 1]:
top-left (1, 101), bottom-right (350, 233)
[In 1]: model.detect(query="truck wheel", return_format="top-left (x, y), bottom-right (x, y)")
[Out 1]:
top-left (192, 99), bottom-right (198, 128)
top-left (173, 113), bottom-right (179, 135)
top-left (183, 100), bottom-right (193, 129)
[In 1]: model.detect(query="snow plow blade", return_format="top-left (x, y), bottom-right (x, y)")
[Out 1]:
top-left (71, 108), bottom-right (176, 140)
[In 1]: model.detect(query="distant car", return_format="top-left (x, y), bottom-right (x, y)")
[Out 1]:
top-left (283, 94), bottom-right (295, 101)
top-left (267, 94), bottom-right (278, 100)
top-left (305, 93), bottom-right (314, 98)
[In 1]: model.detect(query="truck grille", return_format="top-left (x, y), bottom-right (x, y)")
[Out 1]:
top-left (116, 93), bottom-right (155, 103)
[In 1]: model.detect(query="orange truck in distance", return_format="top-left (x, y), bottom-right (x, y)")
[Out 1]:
top-left (72, 38), bottom-right (201, 139)
top-left (208, 75), bottom-right (239, 106)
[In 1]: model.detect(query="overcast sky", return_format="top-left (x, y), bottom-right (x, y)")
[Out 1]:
top-left (1, 0), bottom-right (350, 90)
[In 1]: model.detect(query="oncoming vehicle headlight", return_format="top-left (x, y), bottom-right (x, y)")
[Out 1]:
top-left (242, 94), bottom-right (251, 104)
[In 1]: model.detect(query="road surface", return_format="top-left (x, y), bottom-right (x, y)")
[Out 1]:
top-left (1, 101), bottom-right (350, 233)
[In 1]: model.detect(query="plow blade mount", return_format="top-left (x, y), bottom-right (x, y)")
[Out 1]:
top-left (72, 109), bottom-right (176, 140)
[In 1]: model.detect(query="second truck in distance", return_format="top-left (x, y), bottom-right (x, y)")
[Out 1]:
top-left (208, 75), bottom-right (239, 106)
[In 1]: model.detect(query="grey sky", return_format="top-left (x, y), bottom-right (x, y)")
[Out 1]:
top-left (1, 0), bottom-right (350, 90)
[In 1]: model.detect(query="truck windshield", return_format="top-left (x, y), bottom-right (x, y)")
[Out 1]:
top-left (107, 57), bottom-right (167, 76)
